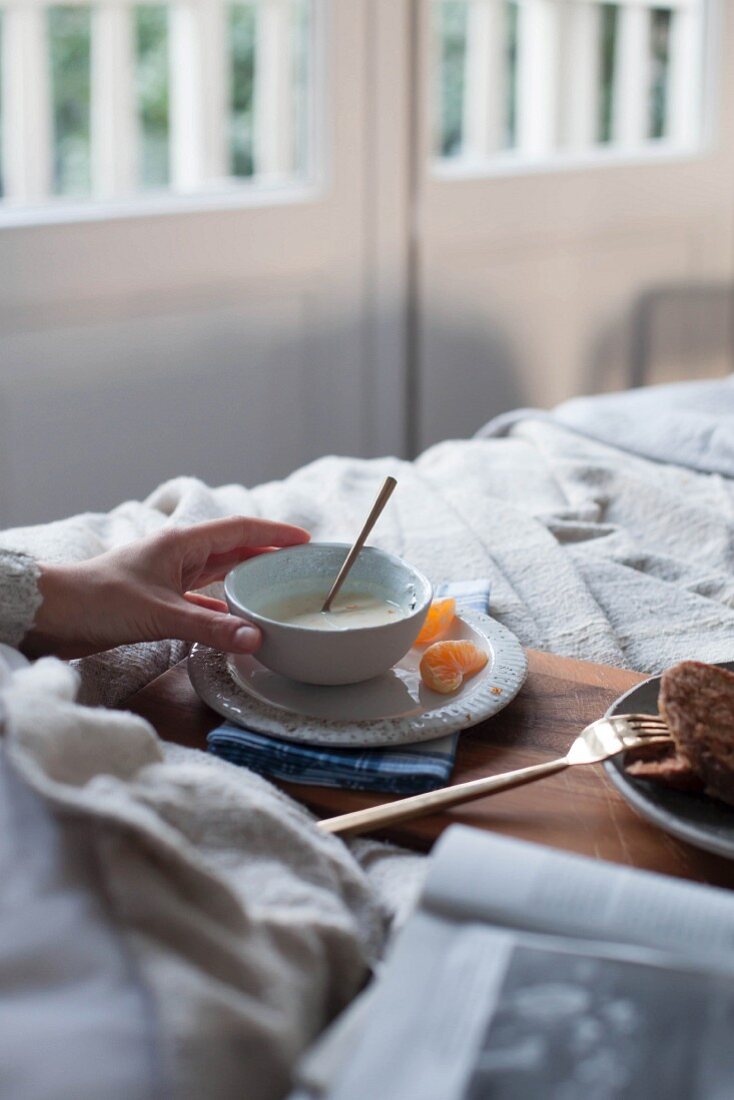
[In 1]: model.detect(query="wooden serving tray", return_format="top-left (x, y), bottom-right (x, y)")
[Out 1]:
top-left (124, 648), bottom-right (734, 889)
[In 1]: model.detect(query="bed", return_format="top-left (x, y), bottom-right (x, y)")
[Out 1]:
top-left (1, 375), bottom-right (733, 1100)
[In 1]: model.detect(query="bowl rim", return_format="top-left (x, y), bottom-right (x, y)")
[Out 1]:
top-left (224, 541), bottom-right (433, 635)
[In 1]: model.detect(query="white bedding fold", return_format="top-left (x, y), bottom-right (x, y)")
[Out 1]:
top-left (0, 652), bottom-right (388, 1100)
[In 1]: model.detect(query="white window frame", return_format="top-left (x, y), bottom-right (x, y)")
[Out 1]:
top-left (0, 0), bottom-right (327, 227)
top-left (431, 0), bottom-right (719, 182)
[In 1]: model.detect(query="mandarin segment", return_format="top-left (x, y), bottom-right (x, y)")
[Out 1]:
top-left (419, 639), bottom-right (489, 694)
top-left (415, 597), bottom-right (457, 646)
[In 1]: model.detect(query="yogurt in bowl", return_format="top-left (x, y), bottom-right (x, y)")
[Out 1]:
top-left (260, 591), bottom-right (405, 631)
top-left (224, 542), bottom-right (432, 685)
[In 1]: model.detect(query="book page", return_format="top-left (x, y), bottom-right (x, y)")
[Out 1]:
top-left (423, 826), bottom-right (734, 966)
top-left (319, 913), bottom-right (514, 1100)
top-left (316, 914), bottom-right (734, 1100)
top-left (293, 830), bottom-right (734, 1100)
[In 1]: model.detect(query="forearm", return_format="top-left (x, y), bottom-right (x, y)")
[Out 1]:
top-left (19, 561), bottom-right (106, 660)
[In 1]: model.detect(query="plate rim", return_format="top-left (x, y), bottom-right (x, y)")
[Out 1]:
top-left (603, 661), bottom-right (734, 861)
top-left (227, 611), bottom-right (492, 721)
top-left (188, 610), bottom-right (528, 748)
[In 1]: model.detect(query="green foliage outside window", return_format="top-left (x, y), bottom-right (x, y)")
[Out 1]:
top-left (49, 6), bottom-right (91, 196)
top-left (136, 5), bottom-right (169, 189)
top-left (650, 9), bottom-right (672, 140)
top-left (437, 0), bottom-right (467, 157)
top-left (231, 3), bottom-right (256, 177)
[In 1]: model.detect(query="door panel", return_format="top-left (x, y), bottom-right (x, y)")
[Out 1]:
top-left (0, 0), bottom-right (399, 526)
top-left (416, 0), bottom-right (734, 451)
top-left (0, 288), bottom-right (371, 523)
top-left (418, 217), bottom-right (728, 443)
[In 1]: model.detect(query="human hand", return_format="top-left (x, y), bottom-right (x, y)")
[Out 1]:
top-left (22, 516), bottom-right (310, 660)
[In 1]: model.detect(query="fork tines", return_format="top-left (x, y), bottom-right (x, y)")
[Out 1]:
top-left (617, 713), bottom-right (669, 736)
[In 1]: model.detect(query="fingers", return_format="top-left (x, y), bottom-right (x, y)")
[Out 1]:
top-left (195, 546), bottom-right (276, 587)
top-left (202, 546), bottom-right (273, 568)
top-left (183, 592), bottom-right (229, 613)
top-left (171, 517), bottom-right (309, 592)
top-left (181, 515), bottom-right (310, 555)
top-left (169, 600), bottom-right (262, 654)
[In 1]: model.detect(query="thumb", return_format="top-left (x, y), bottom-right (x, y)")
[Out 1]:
top-left (168, 602), bottom-right (262, 654)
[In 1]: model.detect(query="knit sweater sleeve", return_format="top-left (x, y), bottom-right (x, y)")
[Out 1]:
top-left (0, 550), bottom-right (43, 648)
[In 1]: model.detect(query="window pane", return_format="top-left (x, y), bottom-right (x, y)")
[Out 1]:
top-left (1, 0), bottom-right (319, 211)
top-left (49, 5), bottom-right (92, 197)
top-left (230, 2), bottom-right (256, 177)
top-left (504, 1), bottom-right (518, 150)
top-left (291, 0), bottom-right (311, 175)
top-left (136, 4), bottom-right (170, 189)
top-left (650, 8), bottom-right (673, 140)
top-left (436, 0), bottom-right (468, 158)
top-left (598, 4), bottom-right (618, 144)
top-left (432, 0), bottom-right (705, 170)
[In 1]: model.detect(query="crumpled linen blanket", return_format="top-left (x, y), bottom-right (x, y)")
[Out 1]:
top-left (3, 377), bottom-right (734, 704)
top-left (475, 374), bottom-right (734, 670)
top-left (1, 650), bottom-right (424, 1100)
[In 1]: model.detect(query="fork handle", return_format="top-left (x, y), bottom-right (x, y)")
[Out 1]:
top-left (318, 757), bottom-right (570, 838)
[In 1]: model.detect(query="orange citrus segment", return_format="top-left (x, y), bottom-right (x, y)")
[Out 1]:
top-left (415, 597), bottom-right (457, 646)
top-left (419, 639), bottom-right (488, 695)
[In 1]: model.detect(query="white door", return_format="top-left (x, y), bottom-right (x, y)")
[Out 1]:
top-left (414, 0), bottom-right (734, 449)
top-left (0, 0), bottom-right (406, 525)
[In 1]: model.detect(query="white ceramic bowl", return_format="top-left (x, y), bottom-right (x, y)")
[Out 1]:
top-left (224, 542), bottom-right (433, 685)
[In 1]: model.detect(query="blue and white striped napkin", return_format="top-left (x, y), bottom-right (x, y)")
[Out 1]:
top-left (207, 579), bottom-right (491, 794)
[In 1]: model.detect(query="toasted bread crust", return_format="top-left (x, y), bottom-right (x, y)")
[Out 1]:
top-left (624, 742), bottom-right (704, 792)
top-left (659, 660), bottom-right (734, 807)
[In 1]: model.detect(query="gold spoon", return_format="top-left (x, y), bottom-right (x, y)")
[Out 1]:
top-left (321, 476), bottom-right (398, 612)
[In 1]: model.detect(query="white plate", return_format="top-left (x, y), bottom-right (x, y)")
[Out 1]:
top-left (188, 610), bottom-right (528, 748)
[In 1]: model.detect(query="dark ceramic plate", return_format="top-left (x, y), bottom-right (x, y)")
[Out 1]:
top-left (604, 661), bottom-right (734, 860)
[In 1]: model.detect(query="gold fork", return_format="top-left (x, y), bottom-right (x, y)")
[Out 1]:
top-left (317, 713), bottom-right (671, 839)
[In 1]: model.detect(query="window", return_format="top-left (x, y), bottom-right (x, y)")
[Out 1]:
top-left (433, 0), bottom-right (707, 171)
top-left (0, 0), bottom-right (316, 211)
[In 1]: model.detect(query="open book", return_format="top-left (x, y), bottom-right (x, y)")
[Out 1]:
top-left (293, 826), bottom-right (734, 1100)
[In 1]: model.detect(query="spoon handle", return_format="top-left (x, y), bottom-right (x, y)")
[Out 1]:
top-left (321, 476), bottom-right (397, 612)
